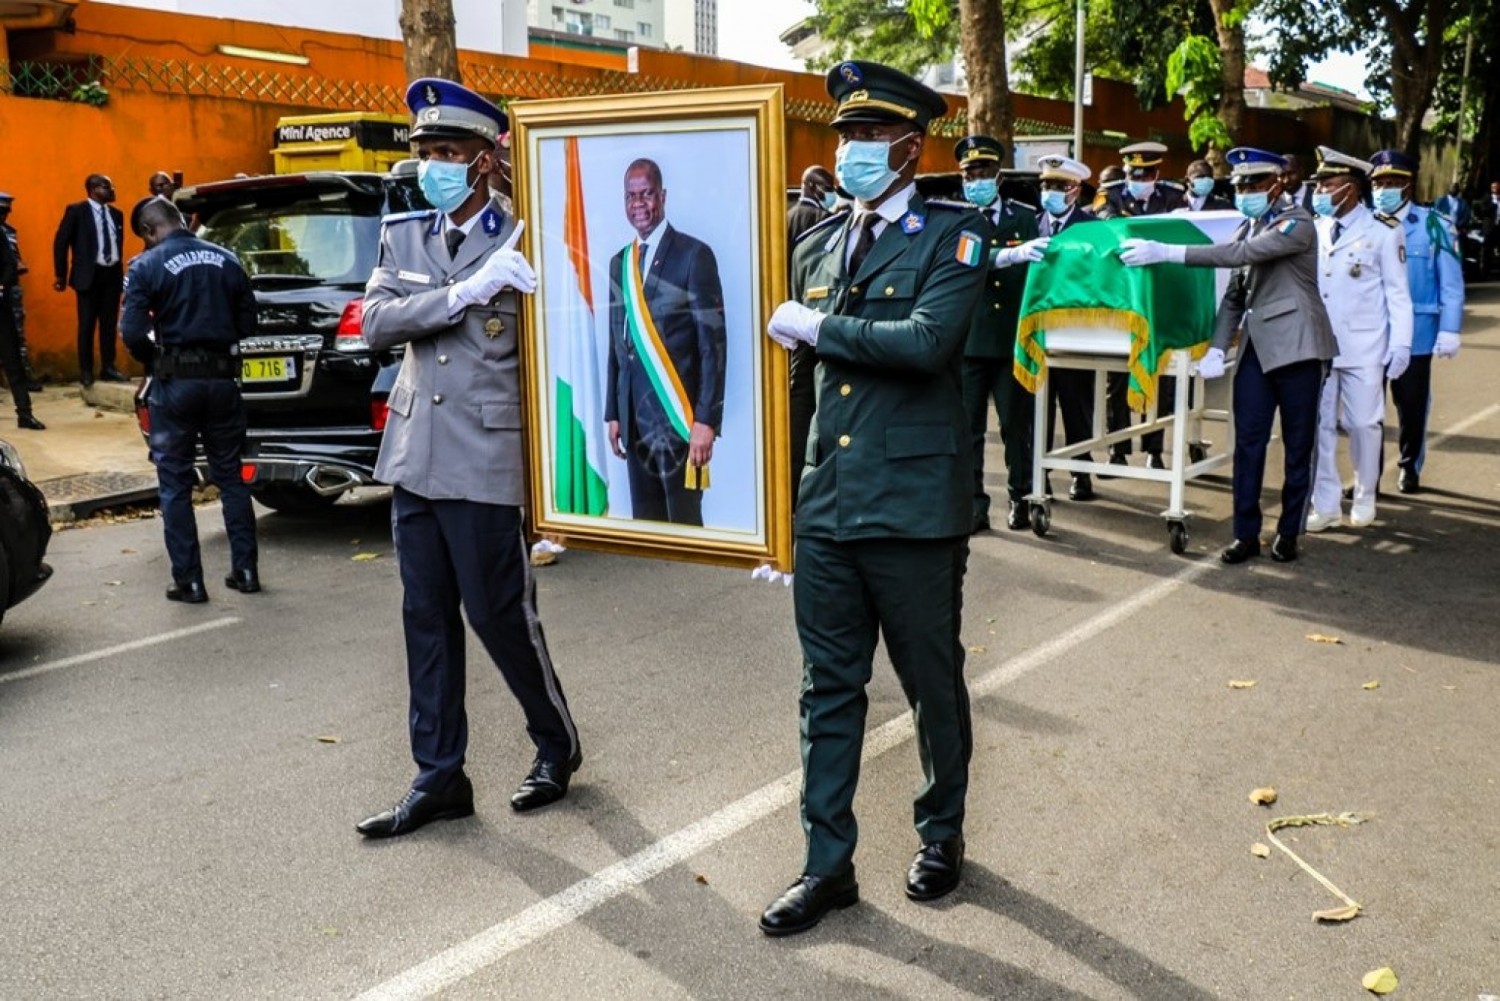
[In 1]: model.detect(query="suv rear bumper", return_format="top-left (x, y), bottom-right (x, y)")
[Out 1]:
top-left (241, 433), bottom-right (384, 496)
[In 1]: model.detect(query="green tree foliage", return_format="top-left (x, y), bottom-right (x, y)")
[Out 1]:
top-left (1165, 35), bottom-right (1234, 149)
top-left (804, 0), bottom-right (961, 74)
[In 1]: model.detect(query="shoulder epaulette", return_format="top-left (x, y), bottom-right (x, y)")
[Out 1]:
top-left (795, 210), bottom-right (849, 246)
top-left (1377, 213), bottom-right (1400, 228)
top-left (1101, 179), bottom-right (1125, 190)
top-left (1004, 199), bottom-right (1037, 215)
top-left (1159, 180), bottom-right (1186, 193)
top-left (381, 209), bottom-right (436, 225)
top-left (925, 198), bottom-right (973, 212)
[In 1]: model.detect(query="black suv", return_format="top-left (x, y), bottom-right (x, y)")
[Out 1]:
top-left (136, 169), bottom-right (427, 513)
top-left (0, 439), bottom-right (52, 627)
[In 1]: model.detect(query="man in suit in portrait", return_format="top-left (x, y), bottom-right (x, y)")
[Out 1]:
top-left (605, 158), bottom-right (727, 526)
top-left (355, 78), bottom-right (582, 839)
top-left (53, 173), bottom-right (128, 386)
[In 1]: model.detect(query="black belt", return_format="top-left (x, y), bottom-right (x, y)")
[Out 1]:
top-left (156, 348), bottom-right (237, 380)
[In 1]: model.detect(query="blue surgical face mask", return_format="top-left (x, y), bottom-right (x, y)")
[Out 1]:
top-left (1040, 190), bottom-right (1069, 216)
top-left (1372, 187), bottom-right (1406, 215)
top-left (1235, 191), bottom-right (1270, 219)
top-left (1127, 179), bottom-right (1155, 201)
top-left (821, 190), bottom-right (839, 211)
top-left (418, 154), bottom-right (483, 214)
top-left (1311, 191), bottom-right (1336, 217)
top-left (835, 134), bottom-right (914, 202)
top-left (963, 178), bottom-right (999, 207)
top-left (1190, 177), bottom-right (1215, 197)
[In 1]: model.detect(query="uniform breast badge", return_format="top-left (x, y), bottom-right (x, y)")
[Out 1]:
top-left (1349, 262), bottom-right (1362, 278)
top-left (900, 213), bottom-right (925, 234)
top-left (484, 317), bottom-right (504, 338)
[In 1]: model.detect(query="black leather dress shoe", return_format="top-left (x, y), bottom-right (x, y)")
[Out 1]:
top-left (80, 374), bottom-right (95, 388)
top-left (1069, 474), bottom-right (1095, 502)
top-left (99, 367), bottom-right (129, 383)
top-left (510, 749), bottom-right (583, 812)
top-left (1219, 539), bottom-right (1261, 565)
top-left (25, 380), bottom-right (43, 393)
top-left (759, 869), bottom-right (859, 936)
top-left (1145, 451), bottom-right (1167, 470)
top-left (906, 838), bottom-right (965, 901)
top-left (1397, 469), bottom-right (1420, 494)
top-left (166, 580), bottom-right (208, 603)
top-left (1269, 534), bottom-right (1297, 563)
top-left (224, 568), bottom-right (261, 593)
top-left (16, 414), bottom-right (45, 430)
top-left (356, 774), bottom-right (475, 839)
top-left (1006, 500), bottom-right (1030, 530)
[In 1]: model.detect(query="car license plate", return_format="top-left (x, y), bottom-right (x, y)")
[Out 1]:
top-left (242, 356), bottom-right (296, 383)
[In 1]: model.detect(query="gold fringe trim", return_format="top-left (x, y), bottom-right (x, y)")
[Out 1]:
top-left (1017, 307), bottom-right (1212, 413)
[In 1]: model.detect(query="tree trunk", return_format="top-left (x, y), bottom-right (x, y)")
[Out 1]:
top-left (400, 0), bottom-right (460, 83)
top-left (1208, 0), bottom-right (1246, 143)
top-left (1378, 0), bottom-right (1452, 158)
top-left (959, 0), bottom-right (1013, 146)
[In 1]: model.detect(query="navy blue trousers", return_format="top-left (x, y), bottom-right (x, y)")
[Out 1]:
top-left (391, 488), bottom-right (578, 793)
top-left (1231, 342), bottom-right (1325, 542)
top-left (147, 378), bottom-right (257, 583)
top-left (1389, 353), bottom-right (1434, 474)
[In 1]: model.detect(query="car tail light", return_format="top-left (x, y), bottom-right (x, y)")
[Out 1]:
top-left (370, 397), bottom-right (389, 432)
top-left (134, 396), bottom-right (151, 434)
top-left (335, 297), bottom-right (367, 351)
top-left (241, 463), bottom-right (256, 483)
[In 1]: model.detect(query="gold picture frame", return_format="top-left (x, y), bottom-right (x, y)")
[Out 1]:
top-left (511, 85), bottom-right (792, 571)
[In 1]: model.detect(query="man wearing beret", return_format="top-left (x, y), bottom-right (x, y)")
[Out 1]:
top-left (1097, 141), bottom-right (1188, 472)
top-left (952, 135), bottom-right (1048, 530)
top-left (1369, 149), bottom-right (1464, 495)
top-left (1119, 147), bottom-right (1335, 563)
top-left (1303, 147), bottom-right (1412, 532)
top-left (760, 60), bottom-right (987, 936)
top-left (355, 78), bottom-right (581, 839)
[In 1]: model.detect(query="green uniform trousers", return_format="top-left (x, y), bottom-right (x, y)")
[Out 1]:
top-left (963, 355), bottom-right (1033, 514)
top-left (793, 534), bottom-right (972, 877)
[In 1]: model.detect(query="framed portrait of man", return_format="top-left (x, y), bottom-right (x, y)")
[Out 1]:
top-left (511, 85), bottom-right (792, 570)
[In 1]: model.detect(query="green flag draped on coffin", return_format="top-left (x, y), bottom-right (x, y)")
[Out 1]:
top-left (1014, 213), bottom-right (1242, 411)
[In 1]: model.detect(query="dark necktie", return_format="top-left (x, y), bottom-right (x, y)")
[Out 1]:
top-left (445, 227), bottom-right (466, 259)
top-left (1332, 221), bottom-right (1343, 243)
top-left (638, 242), bottom-right (649, 278)
top-left (847, 213), bottom-right (879, 275)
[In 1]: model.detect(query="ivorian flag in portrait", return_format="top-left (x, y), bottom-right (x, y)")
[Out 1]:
top-left (1014, 212), bottom-right (1243, 411)
top-left (554, 136), bottom-right (610, 515)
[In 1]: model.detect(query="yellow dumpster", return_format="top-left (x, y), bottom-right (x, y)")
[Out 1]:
top-left (272, 113), bottom-right (412, 174)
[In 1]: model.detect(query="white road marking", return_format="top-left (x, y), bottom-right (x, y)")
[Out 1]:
top-left (1427, 402), bottom-right (1500, 446)
top-left (0, 617), bottom-right (241, 685)
top-left (354, 562), bottom-right (1212, 1001)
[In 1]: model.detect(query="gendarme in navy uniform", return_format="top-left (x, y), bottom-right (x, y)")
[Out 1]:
top-left (120, 197), bottom-right (259, 602)
top-left (354, 77), bottom-right (581, 840)
top-left (760, 60), bottom-right (987, 937)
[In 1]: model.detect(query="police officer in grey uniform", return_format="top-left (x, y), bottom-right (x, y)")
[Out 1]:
top-left (355, 79), bottom-right (581, 839)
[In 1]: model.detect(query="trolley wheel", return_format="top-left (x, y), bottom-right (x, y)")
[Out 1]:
top-left (1188, 444), bottom-right (1208, 464)
top-left (1030, 503), bottom-right (1051, 537)
top-left (1168, 521), bottom-right (1189, 555)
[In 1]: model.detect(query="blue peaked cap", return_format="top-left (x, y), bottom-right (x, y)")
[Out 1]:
top-left (406, 77), bottom-right (507, 143)
top-left (1224, 147), bottom-right (1286, 177)
top-left (1369, 149), bottom-right (1417, 178)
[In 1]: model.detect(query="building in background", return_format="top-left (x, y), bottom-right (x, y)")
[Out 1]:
top-left (91, 0), bottom-right (529, 55)
top-left (527, 0), bottom-right (664, 47)
top-left (665, 0), bottom-right (716, 56)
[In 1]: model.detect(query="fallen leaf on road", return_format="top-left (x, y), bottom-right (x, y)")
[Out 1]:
top-left (968, 645), bottom-right (987, 653)
top-left (1362, 680), bottom-right (1381, 690)
top-left (1313, 903), bottom-right (1362, 922)
top-left (693, 873), bottom-right (708, 885)
top-left (322, 928), bottom-right (340, 937)
top-left (120, 548), bottom-right (136, 554)
top-left (351, 552), bottom-right (381, 562)
top-left (1306, 633), bottom-right (1344, 645)
top-left (1249, 787), bottom-right (1278, 806)
top-left (1228, 679), bottom-right (1257, 689)
top-left (1442, 685), bottom-right (1456, 691)
top-left (1362, 967), bottom-right (1398, 994)
top-left (315, 735), bottom-right (341, 744)
top-left (985, 617), bottom-right (996, 624)
top-left (1250, 843), bottom-right (1271, 858)
top-left (105, 580), bottom-right (122, 586)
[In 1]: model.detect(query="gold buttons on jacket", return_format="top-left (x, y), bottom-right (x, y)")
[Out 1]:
top-left (883, 286), bottom-right (894, 296)
top-left (838, 434), bottom-right (851, 447)
top-left (437, 354), bottom-right (449, 364)
top-left (850, 285), bottom-right (860, 295)
top-left (432, 394), bottom-right (444, 404)
top-left (839, 383), bottom-right (851, 396)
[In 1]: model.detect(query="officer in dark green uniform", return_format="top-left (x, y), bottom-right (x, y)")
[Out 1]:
top-left (954, 135), bottom-right (1046, 531)
top-left (759, 60), bottom-right (988, 937)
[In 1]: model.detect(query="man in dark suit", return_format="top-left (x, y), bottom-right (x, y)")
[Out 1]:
top-left (787, 164), bottom-right (837, 499)
top-left (1280, 154), bottom-right (1316, 212)
top-left (1185, 159), bottom-right (1235, 211)
top-left (605, 158), bottom-right (727, 526)
top-left (759, 60), bottom-right (986, 937)
top-left (53, 174), bottom-right (127, 386)
top-left (1036, 154), bottom-right (1099, 499)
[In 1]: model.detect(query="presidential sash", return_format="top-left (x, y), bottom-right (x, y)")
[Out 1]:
top-left (621, 242), bottom-right (695, 442)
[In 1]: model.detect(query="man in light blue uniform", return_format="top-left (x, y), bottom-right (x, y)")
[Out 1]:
top-left (1368, 149), bottom-right (1465, 495)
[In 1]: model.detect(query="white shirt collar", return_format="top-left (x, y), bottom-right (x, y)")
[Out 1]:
top-left (442, 210), bottom-right (484, 238)
top-left (858, 182), bottom-right (916, 226)
top-left (635, 218), bottom-right (669, 275)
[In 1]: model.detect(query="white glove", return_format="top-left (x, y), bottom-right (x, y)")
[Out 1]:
top-left (992, 236), bottom-right (1050, 268)
top-left (1118, 238), bottom-right (1186, 267)
top-left (751, 563), bottom-right (793, 587)
top-left (767, 300), bottom-right (823, 350)
top-left (1195, 346), bottom-right (1226, 380)
top-left (1434, 331), bottom-right (1461, 359)
top-left (530, 539), bottom-right (565, 557)
top-left (1384, 345), bottom-right (1412, 381)
top-left (448, 221), bottom-right (535, 310)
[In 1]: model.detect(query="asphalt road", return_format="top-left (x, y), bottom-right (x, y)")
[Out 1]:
top-left (3, 288), bottom-right (1499, 1001)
